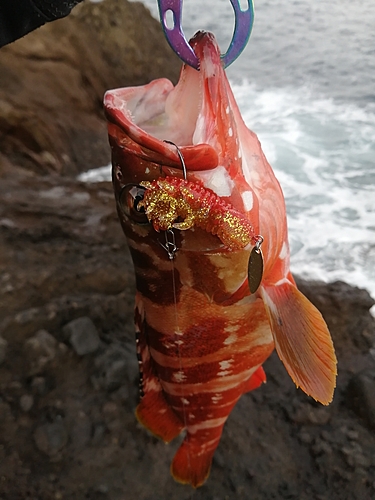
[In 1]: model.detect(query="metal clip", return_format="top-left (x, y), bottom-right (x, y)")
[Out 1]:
top-left (158, 228), bottom-right (178, 260)
top-left (157, 0), bottom-right (254, 69)
top-left (254, 234), bottom-right (264, 252)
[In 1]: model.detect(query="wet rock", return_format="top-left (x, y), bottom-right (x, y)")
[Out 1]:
top-left (298, 431), bottom-right (313, 445)
top-left (347, 370), bottom-right (375, 430)
top-left (341, 442), bottom-right (369, 469)
top-left (92, 423), bottom-right (107, 445)
top-left (110, 385), bottom-right (130, 403)
top-left (24, 329), bottom-right (57, 375)
top-left (95, 484), bottom-right (109, 494)
top-left (70, 413), bottom-right (92, 451)
top-left (0, 400), bottom-right (17, 443)
top-left (31, 376), bottom-right (47, 395)
top-left (63, 317), bottom-right (100, 356)
top-left (34, 420), bottom-right (68, 457)
top-left (0, 335), bottom-right (7, 365)
top-left (94, 343), bottom-right (138, 392)
top-left (19, 394), bottom-right (34, 413)
top-left (289, 402), bottom-right (332, 425)
top-left (311, 438), bottom-right (333, 457)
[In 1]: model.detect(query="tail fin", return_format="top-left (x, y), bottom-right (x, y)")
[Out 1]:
top-left (171, 435), bottom-right (216, 488)
top-left (261, 280), bottom-right (337, 405)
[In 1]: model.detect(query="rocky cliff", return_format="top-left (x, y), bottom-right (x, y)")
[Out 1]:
top-left (0, 0), bottom-right (179, 176)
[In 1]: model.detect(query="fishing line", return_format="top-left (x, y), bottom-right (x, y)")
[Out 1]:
top-left (169, 250), bottom-right (193, 482)
top-left (161, 140), bottom-right (193, 482)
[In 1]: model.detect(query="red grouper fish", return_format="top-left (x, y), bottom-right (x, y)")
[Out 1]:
top-left (104, 31), bottom-right (337, 487)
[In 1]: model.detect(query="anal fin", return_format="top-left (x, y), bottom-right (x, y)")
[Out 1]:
top-left (136, 390), bottom-right (184, 443)
top-left (245, 366), bottom-right (266, 392)
top-left (261, 280), bottom-right (337, 405)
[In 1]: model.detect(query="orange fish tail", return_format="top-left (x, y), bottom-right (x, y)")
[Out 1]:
top-left (171, 429), bottom-right (222, 488)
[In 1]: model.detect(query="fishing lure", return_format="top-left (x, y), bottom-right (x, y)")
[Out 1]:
top-left (135, 176), bottom-right (257, 250)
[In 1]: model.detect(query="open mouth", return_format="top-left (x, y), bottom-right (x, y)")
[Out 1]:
top-left (103, 31), bottom-right (229, 176)
top-left (104, 73), bottom-right (218, 173)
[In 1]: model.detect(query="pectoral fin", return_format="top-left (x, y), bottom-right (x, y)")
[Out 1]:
top-left (261, 280), bottom-right (337, 405)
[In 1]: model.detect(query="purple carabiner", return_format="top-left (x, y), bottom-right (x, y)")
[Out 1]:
top-left (157, 0), bottom-right (254, 70)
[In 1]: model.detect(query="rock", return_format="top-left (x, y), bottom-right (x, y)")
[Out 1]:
top-left (70, 413), bottom-right (92, 451)
top-left (31, 377), bottom-right (47, 395)
top-left (0, 335), bottom-right (7, 365)
top-left (288, 402), bottom-right (332, 425)
top-left (34, 420), bottom-right (68, 457)
top-left (62, 316), bottom-right (100, 355)
top-left (296, 279), bottom-right (375, 353)
top-left (95, 484), bottom-right (109, 494)
top-left (92, 423), bottom-right (106, 445)
top-left (0, 0), bottom-right (179, 177)
top-left (19, 394), bottom-right (34, 413)
top-left (311, 438), bottom-right (333, 457)
top-left (24, 329), bottom-right (57, 375)
top-left (347, 370), bottom-right (375, 430)
top-left (94, 343), bottom-right (138, 392)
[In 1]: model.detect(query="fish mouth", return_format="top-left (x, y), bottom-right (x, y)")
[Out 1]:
top-left (103, 31), bottom-right (235, 180)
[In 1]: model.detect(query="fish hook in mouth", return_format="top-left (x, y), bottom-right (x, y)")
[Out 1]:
top-left (163, 140), bottom-right (188, 180)
top-left (159, 140), bottom-right (187, 259)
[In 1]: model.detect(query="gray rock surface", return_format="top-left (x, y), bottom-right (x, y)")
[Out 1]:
top-left (0, 336), bottom-right (7, 365)
top-left (347, 369), bottom-right (375, 430)
top-left (19, 394), bottom-right (34, 413)
top-left (63, 316), bottom-right (100, 355)
top-left (34, 420), bottom-right (69, 457)
top-left (24, 329), bottom-right (57, 375)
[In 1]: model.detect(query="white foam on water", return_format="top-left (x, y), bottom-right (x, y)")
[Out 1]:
top-left (79, 82), bottom-right (375, 303)
top-left (232, 81), bottom-right (375, 299)
top-left (77, 164), bottom-right (111, 183)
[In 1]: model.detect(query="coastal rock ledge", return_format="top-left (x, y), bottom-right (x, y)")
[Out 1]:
top-left (1, 165), bottom-right (374, 500)
top-left (0, 1), bottom-right (374, 498)
top-left (0, 0), bottom-right (179, 177)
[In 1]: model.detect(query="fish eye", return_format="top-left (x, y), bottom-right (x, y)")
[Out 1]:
top-left (118, 184), bottom-right (149, 224)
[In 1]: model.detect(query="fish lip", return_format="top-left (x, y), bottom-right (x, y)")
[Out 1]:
top-left (104, 88), bottom-right (188, 170)
top-left (104, 85), bottom-right (176, 161)
top-left (103, 31), bottom-right (225, 174)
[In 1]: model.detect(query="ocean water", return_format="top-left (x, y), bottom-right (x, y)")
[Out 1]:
top-left (85, 0), bottom-right (375, 299)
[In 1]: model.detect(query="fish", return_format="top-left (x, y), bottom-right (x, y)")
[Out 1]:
top-left (104, 31), bottom-right (337, 488)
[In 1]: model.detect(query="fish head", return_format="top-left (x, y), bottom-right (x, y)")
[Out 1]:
top-left (104, 31), bottom-right (287, 283)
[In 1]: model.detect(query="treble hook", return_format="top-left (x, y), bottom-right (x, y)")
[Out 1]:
top-left (157, 0), bottom-right (254, 69)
